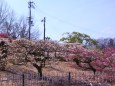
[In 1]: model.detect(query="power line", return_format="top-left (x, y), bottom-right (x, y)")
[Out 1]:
top-left (35, 8), bottom-right (91, 33)
top-left (34, 6), bottom-right (79, 28)
top-left (34, 4), bottom-right (93, 39)
top-left (33, 5), bottom-right (77, 28)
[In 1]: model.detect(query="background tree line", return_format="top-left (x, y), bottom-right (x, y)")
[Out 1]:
top-left (60, 31), bottom-right (115, 49)
top-left (97, 38), bottom-right (115, 49)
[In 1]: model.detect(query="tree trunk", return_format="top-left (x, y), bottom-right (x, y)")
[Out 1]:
top-left (32, 63), bottom-right (42, 77)
top-left (0, 61), bottom-right (6, 71)
top-left (55, 51), bottom-right (57, 57)
top-left (88, 63), bottom-right (96, 75)
top-left (42, 59), bottom-right (46, 67)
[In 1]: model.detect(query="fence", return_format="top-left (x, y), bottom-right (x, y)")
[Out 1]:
top-left (0, 71), bottom-right (114, 86)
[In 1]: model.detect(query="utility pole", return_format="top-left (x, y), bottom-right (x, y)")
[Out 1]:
top-left (41, 17), bottom-right (46, 40)
top-left (41, 17), bottom-right (46, 67)
top-left (28, 0), bottom-right (35, 39)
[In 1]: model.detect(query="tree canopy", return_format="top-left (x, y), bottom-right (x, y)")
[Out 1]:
top-left (60, 32), bottom-right (98, 49)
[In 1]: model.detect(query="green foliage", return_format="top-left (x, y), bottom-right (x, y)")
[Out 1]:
top-left (60, 32), bottom-right (98, 49)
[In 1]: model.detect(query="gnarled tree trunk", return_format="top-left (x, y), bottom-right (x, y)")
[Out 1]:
top-left (32, 63), bottom-right (42, 77)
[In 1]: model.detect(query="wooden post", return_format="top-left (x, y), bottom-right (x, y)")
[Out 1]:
top-left (68, 72), bottom-right (71, 84)
top-left (12, 74), bottom-right (14, 86)
top-left (22, 74), bottom-right (25, 86)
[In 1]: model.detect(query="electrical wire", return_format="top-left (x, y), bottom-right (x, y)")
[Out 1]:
top-left (33, 4), bottom-right (83, 29)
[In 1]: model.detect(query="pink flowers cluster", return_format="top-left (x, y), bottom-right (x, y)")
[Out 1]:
top-left (66, 46), bottom-right (115, 73)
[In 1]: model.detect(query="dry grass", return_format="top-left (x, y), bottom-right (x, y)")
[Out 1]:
top-left (0, 62), bottom-right (115, 86)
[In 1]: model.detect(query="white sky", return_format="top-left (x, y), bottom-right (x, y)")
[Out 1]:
top-left (4, 0), bottom-right (115, 40)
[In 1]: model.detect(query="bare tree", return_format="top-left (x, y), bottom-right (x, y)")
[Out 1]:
top-left (0, 0), bottom-right (9, 30)
top-left (1, 11), bottom-right (15, 36)
top-left (97, 38), bottom-right (115, 49)
top-left (1, 15), bottom-right (29, 39)
top-left (0, 1), bottom-right (40, 39)
top-left (13, 17), bottom-right (29, 38)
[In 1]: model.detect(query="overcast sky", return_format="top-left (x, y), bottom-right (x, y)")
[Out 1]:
top-left (5, 0), bottom-right (115, 40)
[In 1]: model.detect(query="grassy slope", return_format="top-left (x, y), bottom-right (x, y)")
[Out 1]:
top-left (0, 62), bottom-right (115, 86)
